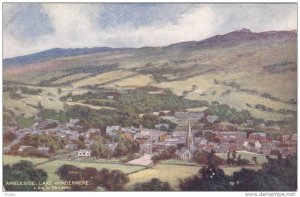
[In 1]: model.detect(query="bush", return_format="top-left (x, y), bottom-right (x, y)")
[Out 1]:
top-left (132, 178), bottom-right (172, 191)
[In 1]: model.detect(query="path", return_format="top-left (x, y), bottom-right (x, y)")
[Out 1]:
top-left (126, 154), bottom-right (153, 166)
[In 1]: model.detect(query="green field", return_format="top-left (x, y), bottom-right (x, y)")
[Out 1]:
top-left (3, 155), bottom-right (49, 165)
top-left (216, 151), bottom-right (268, 165)
top-left (126, 164), bottom-right (201, 190)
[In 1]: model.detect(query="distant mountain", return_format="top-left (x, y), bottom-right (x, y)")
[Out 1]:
top-left (3, 29), bottom-right (296, 67)
top-left (166, 28), bottom-right (296, 50)
top-left (3, 47), bottom-right (134, 66)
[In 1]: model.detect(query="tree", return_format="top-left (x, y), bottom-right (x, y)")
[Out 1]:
top-left (57, 165), bottom-right (129, 191)
top-left (251, 156), bottom-right (258, 165)
top-left (38, 101), bottom-right (43, 110)
top-left (101, 170), bottom-right (129, 191)
top-left (193, 150), bottom-right (223, 166)
top-left (3, 131), bottom-right (16, 144)
top-left (236, 155), bottom-right (250, 166)
top-left (4, 161), bottom-right (48, 191)
top-left (180, 164), bottom-right (232, 191)
top-left (132, 178), bottom-right (172, 191)
top-left (114, 135), bottom-right (139, 157)
top-left (20, 134), bottom-right (63, 154)
top-left (180, 154), bottom-right (297, 191)
top-left (233, 154), bottom-right (297, 191)
top-left (151, 145), bottom-right (177, 162)
top-left (90, 137), bottom-right (111, 159)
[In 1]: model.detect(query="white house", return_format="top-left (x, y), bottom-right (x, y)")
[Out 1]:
top-left (255, 141), bottom-right (262, 148)
top-left (37, 146), bottom-right (50, 155)
top-left (78, 149), bottom-right (91, 158)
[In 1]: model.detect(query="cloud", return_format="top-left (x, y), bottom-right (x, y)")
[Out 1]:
top-left (3, 3), bottom-right (297, 58)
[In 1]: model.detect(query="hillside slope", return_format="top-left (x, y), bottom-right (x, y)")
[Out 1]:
top-left (3, 29), bottom-right (297, 121)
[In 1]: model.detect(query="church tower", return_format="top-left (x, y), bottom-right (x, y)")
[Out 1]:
top-left (186, 123), bottom-right (193, 149)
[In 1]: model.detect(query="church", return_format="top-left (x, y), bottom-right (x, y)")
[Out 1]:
top-left (175, 123), bottom-right (195, 160)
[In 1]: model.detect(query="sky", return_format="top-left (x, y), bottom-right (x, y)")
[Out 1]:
top-left (3, 3), bottom-right (297, 58)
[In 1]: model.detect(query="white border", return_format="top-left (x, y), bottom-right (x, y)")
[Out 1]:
top-left (0, 1), bottom-right (299, 197)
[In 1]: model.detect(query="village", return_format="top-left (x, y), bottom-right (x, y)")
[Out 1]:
top-left (3, 110), bottom-right (297, 166)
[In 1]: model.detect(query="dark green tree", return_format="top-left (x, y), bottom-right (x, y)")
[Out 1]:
top-left (132, 178), bottom-right (172, 191)
top-left (3, 161), bottom-right (48, 191)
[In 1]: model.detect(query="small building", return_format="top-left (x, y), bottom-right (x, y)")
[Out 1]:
top-left (281, 135), bottom-right (290, 141)
top-left (291, 134), bottom-right (297, 141)
top-left (215, 131), bottom-right (247, 143)
top-left (106, 126), bottom-right (121, 138)
top-left (3, 146), bottom-right (11, 154)
top-left (174, 112), bottom-right (189, 119)
top-left (172, 131), bottom-right (186, 138)
top-left (106, 95), bottom-right (114, 100)
top-left (66, 119), bottom-right (81, 129)
top-left (37, 119), bottom-right (59, 129)
top-left (175, 147), bottom-right (193, 160)
top-left (149, 132), bottom-right (161, 142)
top-left (37, 146), bottom-right (50, 155)
top-left (140, 129), bottom-right (151, 137)
top-left (245, 120), bottom-right (254, 126)
top-left (78, 149), bottom-right (91, 158)
top-left (155, 124), bottom-right (169, 131)
top-left (255, 141), bottom-right (262, 148)
top-left (248, 132), bottom-right (267, 141)
top-left (18, 146), bottom-right (33, 153)
top-left (69, 118), bottom-right (80, 125)
top-left (207, 115), bottom-right (219, 123)
top-left (140, 143), bottom-right (153, 154)
top-left (107, 142), bottom-right (118, 152)
top-left (189, 112), bottom-right (205, 120)
top-left (65, 143), bottom-right (78, 151)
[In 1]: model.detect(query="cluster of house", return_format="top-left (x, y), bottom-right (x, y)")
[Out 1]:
top-left (3, 118), bottom-right (101, 158)
top-left (105, 122), bottom-right (296, 160)
top-left (3, 116), bottom-right (297, 161)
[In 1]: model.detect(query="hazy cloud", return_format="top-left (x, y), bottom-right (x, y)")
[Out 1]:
top-left (3, 3), bottom-right (297, 58)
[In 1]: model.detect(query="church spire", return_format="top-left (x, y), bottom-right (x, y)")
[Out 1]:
top-left (186, 122), bottom-right (193, 149)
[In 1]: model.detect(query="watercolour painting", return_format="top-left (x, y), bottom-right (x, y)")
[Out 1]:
top-left (2, 3), bottom-right (298, 192)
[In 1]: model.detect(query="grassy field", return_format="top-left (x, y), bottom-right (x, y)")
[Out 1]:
top-left (109, 74), bottom-right (153, 88)
top-left (72, 70), bottom-right (134, 88)
top-left (216, 151), bottom-right (268, 165)
top-left (3, 155), bottom-right (49, 165)
top-left (160, 159), bottom-right (199, 166)
top-left (4, 85), bottom-right (97, 120)
top-left (51, 73), bottom-right (92, 85)
top-left (66, 101), bottom-right (116, 110)
top-left (4, 99), bottom-right (39, 118)
top-left (126, 164), bottom-right (201, 190)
